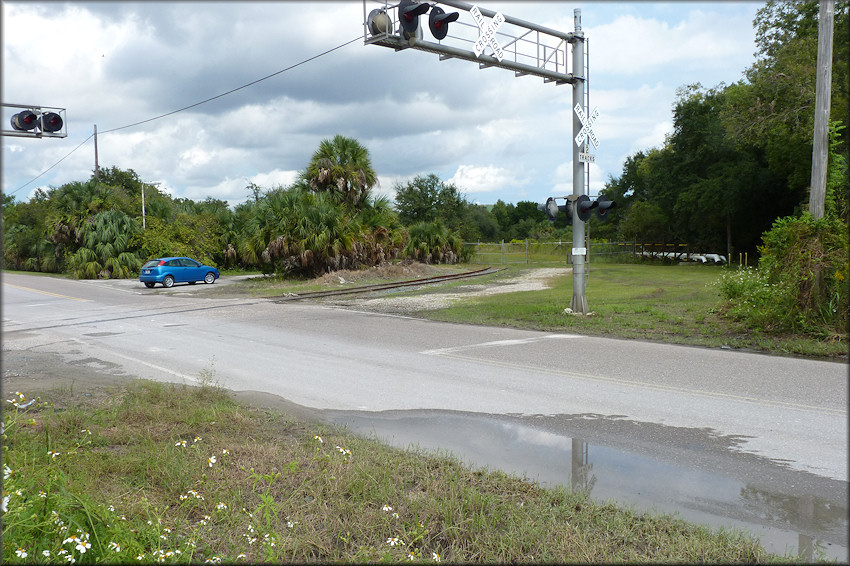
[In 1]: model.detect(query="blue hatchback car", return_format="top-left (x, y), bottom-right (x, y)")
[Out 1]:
top-left (139, 257), bottom-right (220, 288)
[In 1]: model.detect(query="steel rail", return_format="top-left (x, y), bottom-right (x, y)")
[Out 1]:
top-left (271, 266), bottom-right (506, 302)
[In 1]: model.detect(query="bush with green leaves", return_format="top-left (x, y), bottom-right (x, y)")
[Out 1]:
top-left (241, 187), bottom-right (406, 277)
top-left (720, 213), bottom-right (848, 336)
top-left (132, 215), bottom-right (222, 267)
top-left (402, 221), bottom-right (465, 264)
top-left (65, 210), bottom-right (142, 279)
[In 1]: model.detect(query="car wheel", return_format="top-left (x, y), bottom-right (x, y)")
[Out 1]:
top-left (204, 272), bottom-right (216, 284)
top-left (144, 282), bottom-right (155, 288)
top-left (163, 275), bottom-right (175, 288)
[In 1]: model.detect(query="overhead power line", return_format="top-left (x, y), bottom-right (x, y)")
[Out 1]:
top-left (9, 134), bottom-right (95, 195)
top-left (9, 34), bottom-right (365, 196)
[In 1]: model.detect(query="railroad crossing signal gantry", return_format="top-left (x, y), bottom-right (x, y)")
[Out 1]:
top-left (363, 1), bottom-right (602, 313)
top-left (364, 0), bottom-right (577, 85)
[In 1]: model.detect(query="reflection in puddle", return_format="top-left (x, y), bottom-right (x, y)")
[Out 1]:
top-left (324, 411), bottom-right (848, 562)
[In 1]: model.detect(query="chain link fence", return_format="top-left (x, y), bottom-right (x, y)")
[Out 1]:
top-left (463, 241), bottom-right (735, 266)
top-left (463, 240), bottom-right (638, 265)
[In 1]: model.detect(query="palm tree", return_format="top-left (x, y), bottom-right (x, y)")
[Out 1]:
top-left (303, 135), bottom-right (378, 208)
top-left (403, 220), bottom-right (463, 264)
top-left (66, 210), bottom-right (141, 279)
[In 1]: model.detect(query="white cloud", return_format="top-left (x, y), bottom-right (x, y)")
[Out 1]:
top-left (448, 164), bottom-right (523, 194)
top-left (588, 8), bottom-right (756, 80)
top-left (251, 169), bottom-right (299, 191)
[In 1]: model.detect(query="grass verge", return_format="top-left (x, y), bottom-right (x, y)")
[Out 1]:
top-left (210, 262), bottom-right (845, 359)
top-left (416, 264), bottom-right (847, 359)
top-left (3, 383), bottom-right (795, 564)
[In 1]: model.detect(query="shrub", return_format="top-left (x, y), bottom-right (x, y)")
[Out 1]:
top-left (720, 213), bottom-right (848, 336)
top-left (717, 268), bottom-right (788, 330)
top-left (402, 221), bottom-right (465, 264)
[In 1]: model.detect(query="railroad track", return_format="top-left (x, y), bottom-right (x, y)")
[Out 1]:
top-left (271, 266), bottom-right (506, 302)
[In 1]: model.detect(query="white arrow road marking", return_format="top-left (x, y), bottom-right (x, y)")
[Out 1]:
top-left (421, 334), bottom-right (581, 356)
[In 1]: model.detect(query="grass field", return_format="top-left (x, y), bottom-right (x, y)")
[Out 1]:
top-left (412, 264), bottom-right (847, 359)
top-left (4, 381), bottom-right (795, 564)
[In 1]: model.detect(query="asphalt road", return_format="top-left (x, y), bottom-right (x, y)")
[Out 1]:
top-left (3, 272), bottom-right (846, 480)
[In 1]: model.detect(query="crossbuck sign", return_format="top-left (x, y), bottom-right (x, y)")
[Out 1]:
top-left (574, 103), bottom-right (600, 149)
top-left (470, 5), bottom-right (505, 61)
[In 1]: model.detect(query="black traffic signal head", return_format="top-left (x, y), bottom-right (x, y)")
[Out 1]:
top-left (11, 110), bottom-right (38, 131)
top-left (539, 197), bottom-right (570, 223)
top-left (41, 112), bottom-right (63, 133)
top-left (595, 196), bottom-right (617, 219)
top-left (429, 6), bottom-right (460, 40)
top-left (539, 197), bottom-right (559, 222)
top-left (399, 0), bottom-right (430, 34)
top-left (575, 194), bottom-right (597, 222)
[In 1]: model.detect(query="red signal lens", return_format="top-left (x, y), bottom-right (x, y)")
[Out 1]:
top-left (11, 111), bottom-right (38, 131)
top-left (41, 112), bottom-right (63, 133)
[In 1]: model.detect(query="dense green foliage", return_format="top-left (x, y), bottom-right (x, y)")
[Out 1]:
top-left (303, 134), bottom-right (377, 208)
top-left (402, 220), bottom-right (465, 264)
top-left (719, 213), bottom-right (848, 336)
top-left (241, 186), bottom-right (406, 277)
top-left (607, 0), bottom-right (847, 257)
top-left (392, 175), bottom-right (558, 242)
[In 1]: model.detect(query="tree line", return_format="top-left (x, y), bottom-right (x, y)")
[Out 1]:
top-left (601, 0), bottom-right (847, 259)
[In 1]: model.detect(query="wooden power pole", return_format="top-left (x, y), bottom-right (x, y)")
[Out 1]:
top-left (810, 0), bottom-right (834, 220)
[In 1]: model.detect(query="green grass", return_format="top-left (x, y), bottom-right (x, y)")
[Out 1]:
top-left (415, 264), bottom-right (847, 359)
top-left (4, 383), bottom-right (798, 564)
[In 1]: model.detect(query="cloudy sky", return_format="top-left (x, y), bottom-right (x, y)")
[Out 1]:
top-left (2, 1), bottom-right (762, 207)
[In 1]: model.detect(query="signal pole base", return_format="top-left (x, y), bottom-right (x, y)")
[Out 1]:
top-left (570, 294), bottom-right (588, 314)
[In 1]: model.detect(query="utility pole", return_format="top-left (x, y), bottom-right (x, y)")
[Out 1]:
top-left (142, 183), bottom-right (146, 230)
top-left (810, 0), bottom-right (834, 220)
top-left (94, 124), bottom-right (100, 181)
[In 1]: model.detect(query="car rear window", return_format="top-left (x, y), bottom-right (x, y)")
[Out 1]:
top-left (142, 260), bottom-right (161, 268)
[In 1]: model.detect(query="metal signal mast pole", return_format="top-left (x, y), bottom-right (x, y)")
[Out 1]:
top-left (570, 9), bottom-right (588, 313)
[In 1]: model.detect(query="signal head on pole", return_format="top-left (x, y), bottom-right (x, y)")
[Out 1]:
top-left (367, 9), bottom-right (392, 36)
top-left (41, 112), bottom-right (63, 133)
top-left (539, 197), bottom-right (559, 222)
top-left (594, 196), bottom-right (617, 219)
top-left (575, 194), bottom-right (597, 222)
top-left (398, 0), bottom-right (430, 34)
top-left (11, 110), bottom-right (38, 131)
top-left (429, 6), bottom-right (460, 40)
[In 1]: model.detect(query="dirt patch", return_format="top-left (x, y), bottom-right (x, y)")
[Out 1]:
top-left (314, 261), bottom-right (463, 286)
top-left (328, 267), bottom-right (571, 313)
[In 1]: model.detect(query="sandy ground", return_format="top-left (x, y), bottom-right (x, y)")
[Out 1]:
top-left (326, 267), bottom-right (571, 313)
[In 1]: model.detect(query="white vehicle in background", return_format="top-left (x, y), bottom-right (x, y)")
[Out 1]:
top-left (702, 254), bottom-right (727, 264)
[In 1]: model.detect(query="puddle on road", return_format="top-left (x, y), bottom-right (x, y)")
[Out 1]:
top-left (323, 410), bottom-right (848, 562)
